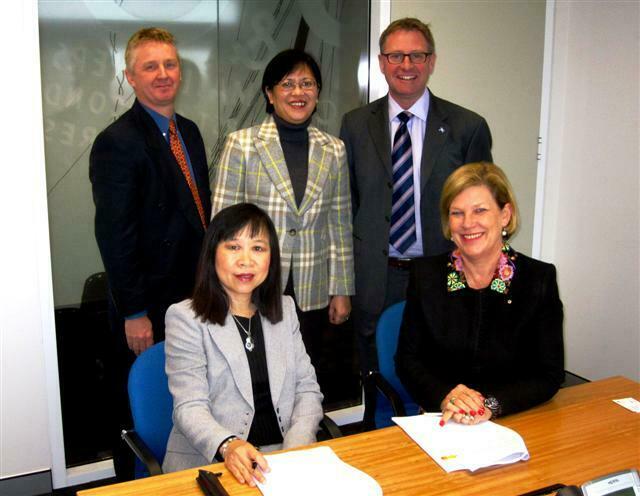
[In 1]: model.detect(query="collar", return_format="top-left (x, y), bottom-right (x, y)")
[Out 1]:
top-left (388, 88), bottom-right (430, 123)
top-left (447, 243), bottom-right (518, 294)
top-left (140, 102), bottom-right (175, 137)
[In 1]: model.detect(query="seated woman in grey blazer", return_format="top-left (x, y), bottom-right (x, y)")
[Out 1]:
top-left (162, 203), bottom-right (323, 487)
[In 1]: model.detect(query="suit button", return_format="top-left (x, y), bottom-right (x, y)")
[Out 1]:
top-left (387, 182), bottom-right (392, 189)
top-left (288, 229), bottom-right (297, 236)
top-left (276, 408), bottom-right (279, 413)
top-left (157, 202), bottom-right (166, 211)
top-left (163, 239), bottom-right (171, 247)
top-left (382, 249), bottom-right (388, 256)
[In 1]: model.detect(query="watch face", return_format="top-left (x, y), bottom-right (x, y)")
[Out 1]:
top-left (484, 397), bottom-right (498, 409)
top-left (484, 396), bottom-right (501, 417)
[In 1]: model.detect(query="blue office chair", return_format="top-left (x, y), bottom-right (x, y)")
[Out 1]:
top-left (364, 301), bottom-right (420, 429)
top-left (122, 341), bottom-right (342, 479)
top-left (121, 341), bottom-right (172, 478)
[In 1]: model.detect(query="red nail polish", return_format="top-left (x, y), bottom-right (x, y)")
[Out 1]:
top-left (479, 408), bottom-right (485, 416)
top-left (439, 419), bottom-right (445, 427)
top-left (470, 410), bottom-right (476, 416)
top-left (459, 409), bottom-right (465, 414)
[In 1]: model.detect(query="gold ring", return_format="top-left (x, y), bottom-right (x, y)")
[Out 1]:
top-left (450, 397), bottom-right (456, 405)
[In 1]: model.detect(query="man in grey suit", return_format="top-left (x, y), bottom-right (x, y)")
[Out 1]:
top-left (340, 18), bottom-right (493, 382)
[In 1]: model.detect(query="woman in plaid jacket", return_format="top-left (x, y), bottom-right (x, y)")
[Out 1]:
top-left (211, 49), bottom-right (355, 370)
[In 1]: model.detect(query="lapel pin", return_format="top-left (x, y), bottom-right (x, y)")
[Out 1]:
top-left (438, 126), bottom-right (446, 134)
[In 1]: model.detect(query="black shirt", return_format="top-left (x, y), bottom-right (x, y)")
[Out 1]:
top-left (232, 314), bottom-right (283, 446)
top-left (273, 113), bottom-right (310, 207)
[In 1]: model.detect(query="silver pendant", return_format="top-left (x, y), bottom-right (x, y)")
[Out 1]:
top-left (245, 337), bottom-right (254, 352)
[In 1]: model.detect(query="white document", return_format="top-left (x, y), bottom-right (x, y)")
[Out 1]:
top-left (256, 446), bottom-right (382, 496)
top-left (393, 413), bottom-right (529, 473)
top-left (613, 397), bottom-right (640, 413)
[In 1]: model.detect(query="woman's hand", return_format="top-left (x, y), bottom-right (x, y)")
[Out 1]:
top-left (329, 295), bottom-right (351, 325)
top-left (224, 439), bottom-right (269, 487)
top-left (440, 384), bottom-right (491, 426)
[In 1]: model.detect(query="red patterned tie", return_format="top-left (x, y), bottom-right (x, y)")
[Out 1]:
top-left (168, 119), bottom-right (207, 230)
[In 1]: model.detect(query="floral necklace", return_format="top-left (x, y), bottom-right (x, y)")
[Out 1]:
top-left (447, 243), bottom-right (517, 294)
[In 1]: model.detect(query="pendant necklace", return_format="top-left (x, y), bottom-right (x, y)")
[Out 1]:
top-left (232, 314), bottom-right (254, 352)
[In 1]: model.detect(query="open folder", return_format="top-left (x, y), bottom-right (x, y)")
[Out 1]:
top-left (393, 413), bottom-right (529, 473)
top-left (256, 446), bottom-right (382, 496)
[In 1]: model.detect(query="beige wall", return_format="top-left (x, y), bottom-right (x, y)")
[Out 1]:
top-left (390, 0), bottom-right (546, 254)
top-left (542, 0), bottom-right (639, 381)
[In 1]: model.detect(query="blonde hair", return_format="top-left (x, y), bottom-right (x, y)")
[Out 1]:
top-left (125, 27), bottom-right (176, 72)
top-left (379, 18), bottom-right (435, 53)
top-left (440, 162), bottom-right (519, 240)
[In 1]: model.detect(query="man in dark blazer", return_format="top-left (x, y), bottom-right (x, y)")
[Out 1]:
top-left (340, 18), bottom-right (493, 381)
top-left (89, 27), bottom-right (211, 479)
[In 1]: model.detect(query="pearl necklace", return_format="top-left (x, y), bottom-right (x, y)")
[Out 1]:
top-left (232, 314), bottom-right (254, 352)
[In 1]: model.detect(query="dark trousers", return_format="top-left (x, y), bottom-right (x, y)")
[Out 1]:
top-left (353, 263), bottom-right (411, 376)
top-left (283, 273), bottom-right (328, 371)
top-left (353, 263), bottom-right (411, 429)
top-left (104, 297), bottom-right (168, 481)
top-left (283, 273), bottom-right (360, 410)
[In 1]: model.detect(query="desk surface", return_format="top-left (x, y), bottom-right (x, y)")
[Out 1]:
top-left (80, 376), bottom-right (640, 496)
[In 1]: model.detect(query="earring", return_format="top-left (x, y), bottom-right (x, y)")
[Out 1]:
top-left (501, 228), bottom-right (508, 238)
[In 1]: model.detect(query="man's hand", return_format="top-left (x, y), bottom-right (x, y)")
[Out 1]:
top-left (124, 315), bottom-right (154, 355)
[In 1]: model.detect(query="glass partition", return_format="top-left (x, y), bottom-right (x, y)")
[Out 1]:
top-left (38, 0), bottom-right (369, 468)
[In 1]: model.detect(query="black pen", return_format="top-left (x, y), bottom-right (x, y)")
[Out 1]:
top-left (196, 470), bottom-right (216, 495)
top-left (197, 469), bottom-right (230, 496)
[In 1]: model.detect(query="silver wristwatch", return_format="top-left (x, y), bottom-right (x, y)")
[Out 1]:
top-left (484, 396), bottom-right (502, 419)
top-left (219, 436), bottom-right (239, 460)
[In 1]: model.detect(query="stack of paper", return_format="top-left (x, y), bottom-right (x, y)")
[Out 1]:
top-left (256, 446), bottom-right (382, 496)
top-left (393, 414), bottom-right (529, 473)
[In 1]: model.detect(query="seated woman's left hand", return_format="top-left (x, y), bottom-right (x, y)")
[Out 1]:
top-left (224, 439), bottom-right (270, 487)
top-left (329, 295), bottom-right (351, 325)
top-left (440, 384), bottom-right (492, 426)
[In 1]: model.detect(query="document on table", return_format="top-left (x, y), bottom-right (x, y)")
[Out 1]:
top-left (256, 446), bottom-right (382, 496)
top-left (393, 413), bottom-right (529, 473)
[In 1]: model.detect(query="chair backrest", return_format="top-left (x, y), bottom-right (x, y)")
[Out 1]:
top-left (128, 342), bottom-right (173, 472)
top-left (375, 301), bottom-right (419, 428)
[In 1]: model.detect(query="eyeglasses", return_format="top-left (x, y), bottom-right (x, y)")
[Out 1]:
top-left (277, 79), bottom-right (318, 92)
top-left (381, 52), bottom-right (433, 65)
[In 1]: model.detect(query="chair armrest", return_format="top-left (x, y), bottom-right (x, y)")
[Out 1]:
top-left (365, 371), bottom-right (407, 417)
top-left (121, 429), bottom-right (163, 477)
top-left (319, 414), bottom-right (343, 439)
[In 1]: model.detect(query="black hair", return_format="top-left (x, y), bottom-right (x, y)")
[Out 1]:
top-left (191, 203), bottom-right (282, 325)
top-left (261, 49), bottom-right (323, 114)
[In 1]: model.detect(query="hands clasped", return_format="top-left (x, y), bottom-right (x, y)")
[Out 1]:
top-left (224, 439), bottom-right (270, 487)
top-left (440, 384), bottom-right (491, 426)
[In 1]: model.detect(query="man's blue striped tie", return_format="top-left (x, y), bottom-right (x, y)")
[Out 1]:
top-left (389, 111), bottom-right (416, 254)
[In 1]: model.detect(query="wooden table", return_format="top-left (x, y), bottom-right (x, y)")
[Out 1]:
top-left (79, 376), bottom-right (640, 496)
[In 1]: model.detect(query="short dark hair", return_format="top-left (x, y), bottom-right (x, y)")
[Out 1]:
top-left (261, 49), bottom-right (322, 114)
top-left (379, 18), bottom-right (436, 54)
top-left (191, 203), bottom-right (282, 325)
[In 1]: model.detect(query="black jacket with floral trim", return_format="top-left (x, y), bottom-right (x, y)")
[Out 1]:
top-left (396, 249), bottom-right (564, 416)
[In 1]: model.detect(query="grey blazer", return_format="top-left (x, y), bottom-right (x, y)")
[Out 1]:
top-left (211, 116), bottom-right (354, 312)
top-left (162, 296), bottom-right (323, 473)
top-left (340, 91), bottom-right (493, 316)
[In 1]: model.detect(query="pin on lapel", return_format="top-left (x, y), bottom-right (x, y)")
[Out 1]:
top-left (438, 126), bottom-right (446, 134)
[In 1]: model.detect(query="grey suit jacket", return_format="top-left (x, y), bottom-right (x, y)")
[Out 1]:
top-left (162, 296), bottom-right (323, 473)
top-left (211, 116), bottom-right (354, 312)
top-left (339, 91), bottom-right (493, 316)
